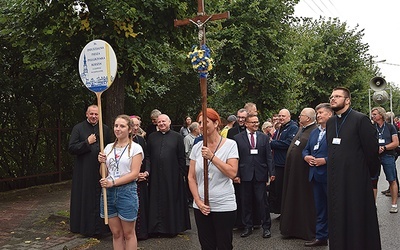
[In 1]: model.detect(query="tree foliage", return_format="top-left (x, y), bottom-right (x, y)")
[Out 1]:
top-left (0, 0), bottom-right (201, 188)
top-left (286, 17), bottom-right (378, 113)
top-left (1, 0), bottom-right (397, 189)
top-left (209, 0), bottom-right (299, 119)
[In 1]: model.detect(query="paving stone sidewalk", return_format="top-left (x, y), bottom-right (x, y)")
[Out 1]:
top-left (1, 173), bottom-right (400, 250)
top-left (0, 181), bottom-right (90, 250)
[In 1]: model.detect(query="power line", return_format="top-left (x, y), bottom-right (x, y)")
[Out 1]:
top-left (310, 0), bottom-right (325, 13)
top-left (328, 0), bottom-right (340, 15)
top-left (303, 0), bottom-right (319, 15)
top-left (381, 62), bottom-right (400, 67)
top-left (317, 0), bottom-right (335, 16)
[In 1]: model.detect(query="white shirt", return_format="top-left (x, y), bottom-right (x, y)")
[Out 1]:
top-left (189, 139), bottom-right (239, 212)
top-left (104, 142), bottom-right (143, 180)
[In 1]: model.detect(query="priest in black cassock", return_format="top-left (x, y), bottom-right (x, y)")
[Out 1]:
top-left (280, 107), bottom-right (317, 241)
top-left (130, 116), bottom-right (150, 240)
top-left (146, 114), bottom-right (191, 236)
top-left (326, 87), bottom-right (381, 250)
top-left (68, 105), bottom-right (111, 237)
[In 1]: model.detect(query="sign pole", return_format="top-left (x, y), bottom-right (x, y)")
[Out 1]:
top-left (78, 39), bottom-right (118, 224)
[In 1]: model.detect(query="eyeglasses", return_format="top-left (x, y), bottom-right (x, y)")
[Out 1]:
top-left (247, 121), bottom-right (259, 125)
top-left (329, 95), bottom-right (348, 101)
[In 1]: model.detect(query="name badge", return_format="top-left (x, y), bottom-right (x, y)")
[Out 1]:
top-left (332, 138), bottom-right (341, 145)
top-left (114, 170), bottom-right (120, 179)
top-left (314, 144), bottom-right (319, 150)
top-left (378, 139), bottom-right (385, 144)
top-left (250, 149), bottom-right (258, 155)
top-left (294, 140), bottom-right (301, 146)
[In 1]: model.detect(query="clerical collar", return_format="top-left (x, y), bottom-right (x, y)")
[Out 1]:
top-left (86, 119), bottom-right (98, 126)
top-left (336, 107), bottom-right (351, 118)
top-left (160, 129), bottom-right (170, 135)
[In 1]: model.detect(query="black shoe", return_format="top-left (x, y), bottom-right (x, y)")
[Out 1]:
top-left (262, 229), bottom-right (271, 238)
top-left (381, 188), bottom-right (390, 194)
top-left (304, 239), bottom-right (328, 247)
top-left (240, 228), bottom-right (253, 237)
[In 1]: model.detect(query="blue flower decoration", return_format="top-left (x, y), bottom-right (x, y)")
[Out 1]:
top-left (188, 45), bottom-right (213, 78)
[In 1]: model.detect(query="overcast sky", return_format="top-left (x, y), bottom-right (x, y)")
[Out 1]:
top-left (294, 0), bottom-right (400, 87)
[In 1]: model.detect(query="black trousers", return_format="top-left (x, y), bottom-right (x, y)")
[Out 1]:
top-left (194, 209), bottom-right (236, 250)
top-left (241, 178), bottom-right (271, 230)
top-left (268, 166), bottom-right (284, 214)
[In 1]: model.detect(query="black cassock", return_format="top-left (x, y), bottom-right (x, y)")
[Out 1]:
top-left (326, 108), bottom-right (381, 250)
top-left (146, 130), bottom-right (191, 235)
top-left (133, 135), bottom-right (150, 240)
top-left (280, 123), bottom-right (317, 241)
top-left (68, 120), bottom-right (111, 236)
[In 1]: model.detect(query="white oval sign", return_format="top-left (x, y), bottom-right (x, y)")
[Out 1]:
top-left (78, 39), bottom-right (117, 92)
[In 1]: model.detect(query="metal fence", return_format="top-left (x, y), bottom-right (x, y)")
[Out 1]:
top-left (0, 123), bottom-right (184, 192)
top-left (0, 121), bottom-right (74, 192)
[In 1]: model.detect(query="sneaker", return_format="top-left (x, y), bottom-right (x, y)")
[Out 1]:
top-left (381, 189), bottom-right (390, 195)
top-left (389, 206), bottom-right (398, 213)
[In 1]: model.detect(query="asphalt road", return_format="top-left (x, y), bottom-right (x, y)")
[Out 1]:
top-left (85, 163), bottom-right (400, 250)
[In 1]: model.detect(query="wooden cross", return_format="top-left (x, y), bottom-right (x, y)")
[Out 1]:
top-left (174, 1), bottom-right (229, 206)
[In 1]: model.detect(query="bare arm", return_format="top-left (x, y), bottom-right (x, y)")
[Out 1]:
top-left (188, 159), bottom-right (210, 215)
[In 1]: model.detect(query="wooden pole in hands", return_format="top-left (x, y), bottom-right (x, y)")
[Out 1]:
top-left (174, 1), bottom-right (229, 205)
top-left (79, 39), bottom-right (118, 224)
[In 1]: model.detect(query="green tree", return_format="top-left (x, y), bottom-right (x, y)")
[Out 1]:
top-left (209, 0), bottom-right (299, 120)
top-left (0, 0), bottom-right (200, 185)
top-left (286, 17), bottom-right (378, 113)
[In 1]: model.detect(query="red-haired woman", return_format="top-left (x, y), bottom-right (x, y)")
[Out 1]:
top-left (188, 108), bottom-right (239, 250)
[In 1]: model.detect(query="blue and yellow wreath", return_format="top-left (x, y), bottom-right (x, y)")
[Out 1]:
top-left (188, 44), bottom-right (213, 78)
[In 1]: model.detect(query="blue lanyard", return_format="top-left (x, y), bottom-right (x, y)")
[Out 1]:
top-left (335, 108), bottom-right (352, 137)
top-left (114, 144), bottom-right (129, 170)
top-left (376, 123), bottom-right (385, 138)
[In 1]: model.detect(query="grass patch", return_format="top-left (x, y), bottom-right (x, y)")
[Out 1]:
top-left (57, 210), bottom-right (70, 217)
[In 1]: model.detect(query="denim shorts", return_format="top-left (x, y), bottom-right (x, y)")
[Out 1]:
top-left (100, 181), bottom-right (138, 222)
top-left (380, 154), bottom-right (397, 182)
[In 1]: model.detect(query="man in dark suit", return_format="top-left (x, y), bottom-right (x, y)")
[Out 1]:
top-left (302, 103), bottom-right (333, 247)
top-left (234, 114), bottom-right (275, 238)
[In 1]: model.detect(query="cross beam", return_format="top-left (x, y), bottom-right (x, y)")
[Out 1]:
top-left (174, 0), bottom-right (229, 206)
top-left (174, 12), bottom-right (230, 27)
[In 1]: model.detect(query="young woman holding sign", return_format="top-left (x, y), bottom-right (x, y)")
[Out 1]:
top-left (98, 115), bottom-right (143, 250)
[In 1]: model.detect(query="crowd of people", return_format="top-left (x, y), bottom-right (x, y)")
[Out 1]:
top-left (68, 87), bottom-right (398, 249)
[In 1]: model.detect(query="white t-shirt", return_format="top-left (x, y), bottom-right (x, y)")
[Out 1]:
top-left (189, 138), bottom-right (239, 212)
top-left (104, 142), bottom-right (143, 180)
